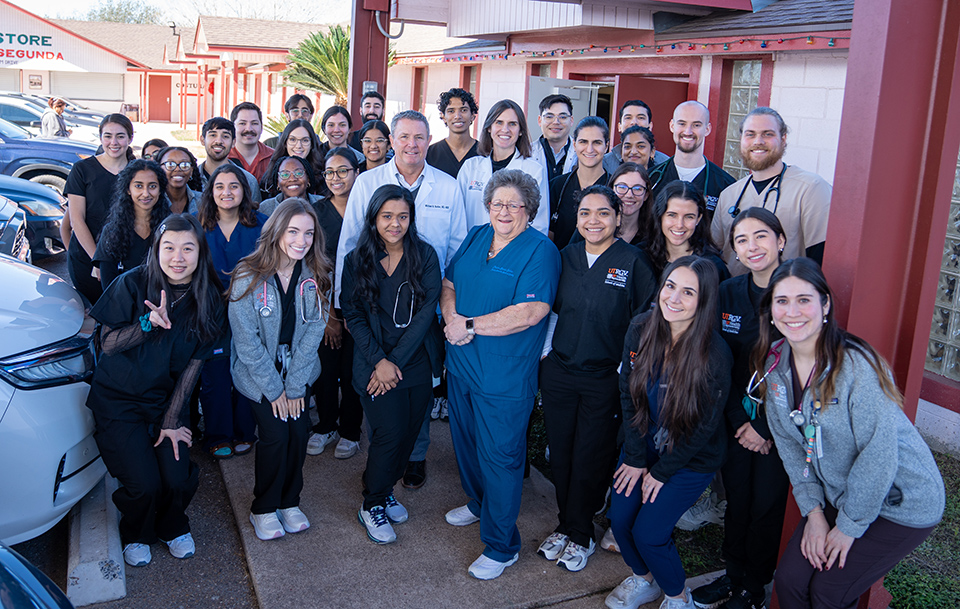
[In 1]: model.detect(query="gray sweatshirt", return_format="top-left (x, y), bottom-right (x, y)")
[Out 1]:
top-left (764, 340), bottom-right (944, 538)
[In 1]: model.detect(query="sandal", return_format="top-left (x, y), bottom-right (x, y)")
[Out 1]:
top-left (209, 442), bottom-right (233, 459)
top-left (233, 441), bottom-right (253, 456)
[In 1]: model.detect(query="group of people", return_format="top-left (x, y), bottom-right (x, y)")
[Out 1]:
top-left (67, 84), bottom-right (944, 609)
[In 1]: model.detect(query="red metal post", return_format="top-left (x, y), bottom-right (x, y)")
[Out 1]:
top-left (348, 0), bottom-right (390, 119)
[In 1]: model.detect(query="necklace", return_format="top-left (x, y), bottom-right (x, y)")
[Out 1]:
top-left (170, 289), bottom-right (189, 308)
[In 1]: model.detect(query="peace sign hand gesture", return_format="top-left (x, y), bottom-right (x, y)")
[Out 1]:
top-left (145, 290), bottom-right (172, 330)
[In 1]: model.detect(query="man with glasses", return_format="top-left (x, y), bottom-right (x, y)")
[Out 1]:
top-left (602, 99), bottom-right (670, 174)
top-left (426, 88), bottom-right (480, 179)
top-left (228, 102), bottom-right (273, 182)
top-left (265, 94), bottom-right (315, 148)
top-left (337, 110), bottom-right (467, 491)
top-left (532, 94), bottom-right (577, 183)
top-left (198, 117), bottom-right (261, 204)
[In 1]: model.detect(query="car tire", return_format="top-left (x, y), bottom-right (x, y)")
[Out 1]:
top-left (28, 174), bottom-right (67, 193)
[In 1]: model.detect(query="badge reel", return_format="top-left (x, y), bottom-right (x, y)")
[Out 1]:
top-left (259, 282), bottom-right (272, 317)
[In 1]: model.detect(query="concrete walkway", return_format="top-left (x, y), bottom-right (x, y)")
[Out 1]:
top-left (220, 419), bottom-right (720, 609)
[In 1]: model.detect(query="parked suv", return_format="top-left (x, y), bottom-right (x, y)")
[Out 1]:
top-left (0, 175), bottom-right (68, 257)
top-left (0, 98), bottom-right (100, 144)
top-left (0, 196), bottom-right (30, 263)
top-left (0, 118), bottom-right (98, 192)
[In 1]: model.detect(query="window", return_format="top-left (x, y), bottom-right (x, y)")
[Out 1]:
top-left (413, 67), bottom-right (426, 114)
top-left (722, 60), bottom-right (762, 180)
top-left (0, 104), bottom-right (39, 127)
top-left (533, 63), bottom-right (551, 78)
top-left (462, 65), bottom-right (480, 98)
top-left (926, 155), bottom-right (960, 381)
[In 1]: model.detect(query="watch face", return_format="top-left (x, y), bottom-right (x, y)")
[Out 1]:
top-left (466, 318), bottom-right (474, 330)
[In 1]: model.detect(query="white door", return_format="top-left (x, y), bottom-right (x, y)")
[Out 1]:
top-left (526, 76), bottom-right (612, 137)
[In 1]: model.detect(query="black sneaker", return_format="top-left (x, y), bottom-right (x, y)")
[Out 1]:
top-left (720, 589), bottom-right (766, 609)
top-left (692, 575), bottom-right (732, 609)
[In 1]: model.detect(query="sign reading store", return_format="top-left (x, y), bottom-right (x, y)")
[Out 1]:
top-left (0, 31), bottom-right (66, 65)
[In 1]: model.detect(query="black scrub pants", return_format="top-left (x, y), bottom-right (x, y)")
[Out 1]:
top-left (720, 434), bottom-right (790, 599)
top-left (250, 391), bottom-right (311, 514)
top-left (93, 414), bottom-right (199, 545)
top-left (312, 332), bottom-right (362, 442)
top-left (359, 381), bottom-right (432, 510)
top-left (68, 243), bottom-right (103, 307)
top-left (539, 357), bottom-right (621, 547)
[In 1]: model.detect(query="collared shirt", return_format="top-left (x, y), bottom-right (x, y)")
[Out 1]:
top-left (532, 136), bottom-right (577, 183)
top-left (228, 141), bottom-right (274, 182)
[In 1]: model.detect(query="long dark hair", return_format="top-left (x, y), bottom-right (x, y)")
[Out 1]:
top-left (628, 256), bottom-right (720, 442)
top-left (144, 214), bottom-right (224, 343)
top-left (264, 119), bottom-right (325, 195)
top-left (477, 99), bottom-right (532, 158)
top-left (647, 180), bottom-right (719, 276)
top-left (609, 162), bottom-right (652, 242)
top-left (750, 258), bottom-right (903, 410)
top-left (349, 185), bottom-right (426, 305)
top-left (197, 164), bottom-right (260, 231)
top-left (156, 146), bottom-right (202, 192)
top-left (97, 159), bottom-right (170, 261)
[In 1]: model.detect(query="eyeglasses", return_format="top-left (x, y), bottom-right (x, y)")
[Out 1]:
top-left (162, 161), bottom-right (193, 171)
top-left (490, 201), bottom-right (526, 213)
top-left (288, 137), bottom-right (311, 148)
top-left (541, 112), bottom-right (571, 122)
top-left (613, 183), bottom-right (647, 197)
top-left (323, 167), bottom-right (355, 179)
top-left (361, 138), bottom-right (388, 145)
top-left (279, 170), bottom-right (305, 180)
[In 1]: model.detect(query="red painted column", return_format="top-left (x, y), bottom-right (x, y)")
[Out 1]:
top-left (771, 1), bottom-right (960, 608)
top-left (348, 0), bottom-right (390, 118)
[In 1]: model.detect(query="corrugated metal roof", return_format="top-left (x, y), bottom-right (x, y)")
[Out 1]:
top-left (196, 15), bottom-right (331, 51)
top-left (51, 20), bottom-right (178, 69)
top-left (659, 0), bottom-right (853, 37)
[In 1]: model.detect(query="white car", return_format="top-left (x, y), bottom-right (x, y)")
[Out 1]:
top-left (0, 255), bottom-right (105, 544)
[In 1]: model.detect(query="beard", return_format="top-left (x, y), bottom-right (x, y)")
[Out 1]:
top-left (741, 142), bottom-right (786, 172)
top-left (364, 112), bottom-right (382, 121)
top-left (676, 137), bottom-right (700, 154)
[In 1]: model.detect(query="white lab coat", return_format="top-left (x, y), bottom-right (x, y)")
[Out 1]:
top-left (456, 154), bottom-right (550, 235)
top-left (530, 136), bottom-right (578, 176)
top-left (335, 158), bottom-right (467, 306)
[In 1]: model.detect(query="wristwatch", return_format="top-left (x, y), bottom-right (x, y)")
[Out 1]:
top-left (465, 317), bottom-right (475, 336)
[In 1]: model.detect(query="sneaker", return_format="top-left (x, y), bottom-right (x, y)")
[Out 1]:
top-left (537, 532), bottom-right (569, 560)
top-left (692, 575), bottom-right (732, 609)
top-left (164, 533), bottom-right (195, 559)
top-left (250, 512), bottom-right (285, 540)
top-left (557, 539), bottom-right (595, 572)
top-left (445, 504), bottom-right (480, 526)
top-left (401, 460), bottom-right (426, 489)
top-left (468, 553), bottom-right (518, 580)
top-left (660, 589), bottom-right (696, 609)
top-left (600, 527), bottom-right (621, 553)
top-left (334, 438), bottom-right (360, 459)
top-left (277, 507), bottom-right (310, 533)
top-left (676, 492), bottom-right (725, 531)
top-left (605, 574), bottom-right (662, 609)
top-left (430, 397), bottom-right (445, 420)
top-left (719, 589), bottom-right (766, 609)
top-left (306, 430), bottom-right (339, 456)
top-left (358, 505), bottom-right (396, 544)
top-left (123, 542), bottom-right (151, 567)
top-left (384, 494), bottom-right (408, 524)
top-left (440, 400), bottom-right (449, 421)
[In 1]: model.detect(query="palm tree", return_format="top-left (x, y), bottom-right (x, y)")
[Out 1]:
top-left (284, 25), bottom-right (350, 106)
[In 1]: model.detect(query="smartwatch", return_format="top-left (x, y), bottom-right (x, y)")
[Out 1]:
top-left (465, 317), bottom-right (475, 336)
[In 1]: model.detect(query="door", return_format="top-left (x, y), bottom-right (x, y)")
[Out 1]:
top-left (148, 75), bottom-right (172, 122)
top-left (613, 75), bottom-right (690, 155)
top-left (526, 77), bottom-right (611, 139)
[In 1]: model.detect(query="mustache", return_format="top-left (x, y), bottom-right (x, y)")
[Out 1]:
top-left (241, 131), bottom-right (258, 137)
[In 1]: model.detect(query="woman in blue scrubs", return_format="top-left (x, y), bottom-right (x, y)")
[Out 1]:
top-left (441, 169), bottom-right (561, 581)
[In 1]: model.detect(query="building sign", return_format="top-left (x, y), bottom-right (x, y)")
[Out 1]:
top-left (0, 30), bottom-right (66, 66)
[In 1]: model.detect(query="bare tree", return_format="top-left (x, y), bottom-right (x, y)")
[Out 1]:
top-left (167, 0), bottom-right (350, 25)
top-left (85, 0), bottom-right (165, 24)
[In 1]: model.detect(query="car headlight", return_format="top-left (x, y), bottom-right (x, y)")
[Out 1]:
top-left (14, 199), bottom-right (63, 218)
top-left (0, 333), bottom-right (95, 389)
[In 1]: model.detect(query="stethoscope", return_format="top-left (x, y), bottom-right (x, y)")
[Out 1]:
top-left (728, 163), bottom-right (788, 218)
top-left (258, 277), bottom-right (324, 323)
top-left (392, 281), bottom-right (415, 328)
top-left (551, 170), bottom-right (608, 223)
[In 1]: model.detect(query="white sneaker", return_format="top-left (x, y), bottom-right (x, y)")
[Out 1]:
top-left (277, 507), bottom-right (310, 533)
top-left (537, 532), bottom-right (569, 561)
top-left (384, 494), bottom-right (408, 523)
top-left (445, 504), bottom-right (479, 526)
top-left (440, 399), bottom-right (449, 421)
top-left (250, 512), bottom-right (285, 540)
top-left (306, 430), bottom-right (339, 456)
top-left (676, 492), bottom-right (725, 531)
top-left (334, 437), bottom-right (360, 459)
top-left (430, 397), bottom-right (445, 420)
top-left (600, 526), bottom-right (621, 553)
top-left (605, 574), bottom-right (662, 609)
top-left (660, 588), bottom-right (696, 609)
top-left (123, 542), bottom-right (151, 567)
top-left (358, 505), bottom-right (396, 544)
top-left (468, 553), bottom-right (518, 580)
top-left (557, 539), bottom-right (595, 572)
top-left (164, 533), bottom-right (195, 559)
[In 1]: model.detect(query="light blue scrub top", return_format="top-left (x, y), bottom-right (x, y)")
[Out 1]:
top-left (444, 224), bottom-right (560, 399)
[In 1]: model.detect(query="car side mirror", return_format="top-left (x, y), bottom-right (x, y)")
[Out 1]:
top-left (29, 121), bottom-right (41, 128)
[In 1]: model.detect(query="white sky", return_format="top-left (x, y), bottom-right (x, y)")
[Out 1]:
top-left (7, 0), bottom-right (352, 24)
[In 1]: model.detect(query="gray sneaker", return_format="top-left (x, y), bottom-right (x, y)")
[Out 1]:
top-left (606, 574), bottom-right (662, 609)
top-left (334, 437), bottom-right (359, 459)
top-left (384, 494), bottom-right (408, 523)
top-left (660, 588), bottom-right (696, 609)
top-left (306, 430), bottom-right (339, 456)
top-left (358, 505), bottom-right (396, 544)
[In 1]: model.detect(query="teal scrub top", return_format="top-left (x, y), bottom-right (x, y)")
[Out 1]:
top-left (444, 224), bottom-right (560, 399)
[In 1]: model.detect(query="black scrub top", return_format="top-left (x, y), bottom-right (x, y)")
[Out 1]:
top-left (65, 157), bottom-right (122, 261)
top-left (275, 260), bottom-right (302, 350)
top-left (375, 256), bottom-right (430, 388)
top-left (86, 267), bottom-right (224, 424)
top-left (312, 198), bottom-right (344, 266)
top-left (426, 139), bottom-right (479, 179)
top-left (93, 233), bottom-right (151, 290)
top-left (548, 170), bottom-right (609, 247)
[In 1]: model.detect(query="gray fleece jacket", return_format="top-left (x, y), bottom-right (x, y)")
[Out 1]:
top-left (764, 339), bottom-right (944, 538)
top-left (229, 266), bottom-right (327, 403)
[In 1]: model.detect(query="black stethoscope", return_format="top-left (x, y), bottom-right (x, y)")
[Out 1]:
top-left (728, 163), bottom-right (788, 218)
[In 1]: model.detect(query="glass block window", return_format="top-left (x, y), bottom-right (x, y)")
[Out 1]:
top-left (722, 60), bottom-right (762, 180)
top-left (926, 156), bottom-right (960, 381)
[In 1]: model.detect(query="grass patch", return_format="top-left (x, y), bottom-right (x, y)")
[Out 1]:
top-left (169, 129), bottom-right (197, 142)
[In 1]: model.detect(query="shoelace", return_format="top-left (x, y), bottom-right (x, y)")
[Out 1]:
top-left (369, 506), bottom-right (389, 526)
top-left (385, 494), bottom-right (399, 509)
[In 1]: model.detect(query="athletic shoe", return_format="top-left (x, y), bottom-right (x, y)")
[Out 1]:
top-left (606, 574), bottom-right (662, 609)
top-left (334, 438), bottom-right (360, 459)
top-left (440, 400), bottom-right (449, 421)
top-left (719, 589), bottom-right (766, 609)
top-left (123, 542), bottom-right (151, 567)
top-left (305, 430), bottom-right (339, 456)
top-left (692, 574), bottom-right (732, 609)
top-left (537, 532), bottom-right (569, 560)
top-left (468, 553), bottom-right (518, 580)
top-left (250, 512), bottom-right (285, 540)
top-left (430, 397), bottom-right (445, 420)
top-left (600, 527), bottom-right (621, 553)
top-left (277, 507), bottom-right (310, 533)
top-left (384, 494), bottom-right (408, 523)
top-left (445, 504), bottom-right (480, 526)
top-left (676, 492), bottom-right (726, 531)
top-left (557, 539), bottom-right (595, 572)
top-left (660, 588), bottom-right (696, 609)
top-left (401, 460), bottom-right (426, 489)
top-left (164, 533), bottom-right (195, 559)
top-left (232, 441), bottom-right (253, 456)
top-left (358, 505), bottom-right (396, 544)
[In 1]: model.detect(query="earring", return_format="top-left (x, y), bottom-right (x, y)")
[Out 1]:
top-left (771, 319), bottom-right (775, 325)
top-left (823, 317), bottom-right (828, 324)
top-left (779, 248), bottom-right (783, 253)
top-left (735, 256), bottom-right (740, 261)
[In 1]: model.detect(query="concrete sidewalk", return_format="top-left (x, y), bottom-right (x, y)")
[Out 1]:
top-left (220, 419), bottom-right (720, 609)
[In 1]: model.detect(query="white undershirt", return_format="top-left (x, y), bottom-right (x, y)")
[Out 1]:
top-left (676, 163), bottom-right (705, 183)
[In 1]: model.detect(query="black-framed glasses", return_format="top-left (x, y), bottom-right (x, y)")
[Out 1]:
top-left (613, 183), bottom-right (647, 197)
top-left (323, 167), bottom-right (355, 179)
top-left (278, 170), bottom-right (305, 180)
top-left (162, 161), bottom-right (193, 171)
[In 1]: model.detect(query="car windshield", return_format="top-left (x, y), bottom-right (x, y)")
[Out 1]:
top-left (0, 119), bottom-right (30, 140)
